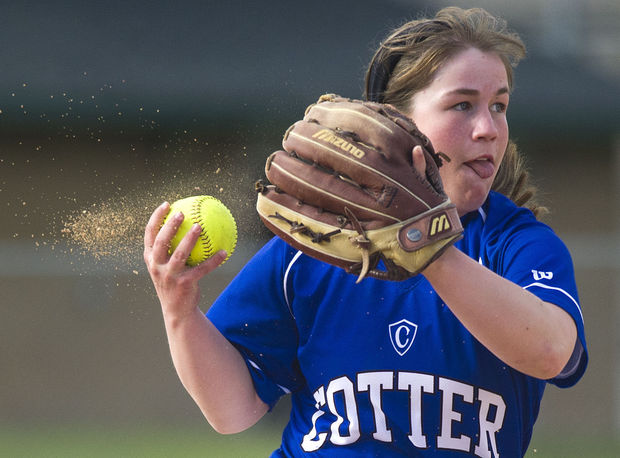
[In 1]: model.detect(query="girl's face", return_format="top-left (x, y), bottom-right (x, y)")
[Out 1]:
top-left (407, 47), bottom-right (510, 215)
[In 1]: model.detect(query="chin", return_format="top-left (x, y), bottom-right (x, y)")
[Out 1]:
top-left (456, 203), bottom-right (481, 217)
top-left (450, 186), bottom-right (490, 216)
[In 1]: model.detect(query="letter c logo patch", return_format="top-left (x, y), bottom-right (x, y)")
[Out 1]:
top-left (389, 319), bottom-right (418, 356)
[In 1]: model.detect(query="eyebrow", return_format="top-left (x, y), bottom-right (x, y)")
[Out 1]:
top-left (445, 87), bottom-right (510, 97)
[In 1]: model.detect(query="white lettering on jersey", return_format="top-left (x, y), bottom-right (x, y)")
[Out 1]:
top-left (398, 372), bottom-right (434, 448)
top-left (301, 371), bottom-right (507, 455)
top-left (389, 319), bottom-right (418, 356)
top-left (301, 386), bottom-right (328, 452)
top-left (358, 371), bottom-right (394, 442)
top-left (437, 378), bottom-right (474, 452)
top-left (531, 270), bottom-right (553, 281)
top-left (325, 376), bottom-right (360, 445)
top-left (475, 388), bottom-right (506, 458)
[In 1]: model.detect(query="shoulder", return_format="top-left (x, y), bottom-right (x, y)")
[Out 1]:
top-left (249, 236), bottom-right (347, 291)
top-left (460, 192), bottom-right (573, 273)
top-left (482, 191), bottom-right (538, 230)
top-left (467, 191), bottom-right (557, 243)
top-left (214, 237), bottom-right (301, 297)
top-left (250, 236), bottom-right (302, 272)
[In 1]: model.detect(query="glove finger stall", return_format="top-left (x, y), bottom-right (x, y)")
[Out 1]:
top-left (283, 121), bottom-right (443, 217)
top-left (258, 186), bottom-right (382, 231)
top-left (266, 150), bottom-right (400, 224)
top-left (304, 97), bottom-right (424, 157)
top-left (285, 120), bottom-right (412, 183)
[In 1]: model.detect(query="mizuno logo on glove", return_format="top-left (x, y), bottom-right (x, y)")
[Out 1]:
top-left (429, 213), bottom-right (452, 237)
top-left (312, 128), bottom-right (366, 159)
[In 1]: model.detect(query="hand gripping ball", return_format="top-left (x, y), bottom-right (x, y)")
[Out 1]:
top-left (164, 195), bottom-right (237, 266)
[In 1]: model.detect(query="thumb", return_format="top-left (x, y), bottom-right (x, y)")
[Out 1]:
top-left (412, 145), bottom-right (426, 177)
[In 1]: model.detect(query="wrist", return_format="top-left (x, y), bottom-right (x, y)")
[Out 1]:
top-left (422, 245), bottom-right (459, 279)
top-left (162, 304), bottom-right (204, 331)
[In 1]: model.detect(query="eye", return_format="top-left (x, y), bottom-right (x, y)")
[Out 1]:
top-left (491, 102), bottom-right (507, 113)
top-left (453, 101), bottom-right (471, 111)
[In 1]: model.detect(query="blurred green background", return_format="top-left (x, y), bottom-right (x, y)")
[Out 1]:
top-left (1, 0), bottom-right (619, 456)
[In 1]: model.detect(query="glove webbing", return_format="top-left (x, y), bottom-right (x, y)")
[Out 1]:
top-left (268, 211), bottom-right (342, 244)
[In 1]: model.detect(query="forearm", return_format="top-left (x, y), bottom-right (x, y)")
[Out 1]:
top-left (423, 247), bottom-right (577, 379)
top-left (163, 306), bottom-right (268, 434)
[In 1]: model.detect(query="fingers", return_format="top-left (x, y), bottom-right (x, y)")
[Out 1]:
top-left (144, 201), bottom-right (186, 267)
top-left (192, 250), bottom-right (228, 277)
top-left (412, 145), bottom-right (426, 177)
top-left (151, 210), bottom-right (185, 265)
top-left (144, 201), bottom-right (170, 251)
top-left (169, 223), bottom-right (201, 265)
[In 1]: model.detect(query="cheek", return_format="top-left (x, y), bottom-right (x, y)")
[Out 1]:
top-left (416, 114), bottom-right (466, 154)
top-left (427, 128), bottom-right (463, 159)
top-left (409, 106), bottom-right (466, 157)
top-left (437, 159), bottom-right (458, 190)
top-left (499, 129), bottom-right (509, 158)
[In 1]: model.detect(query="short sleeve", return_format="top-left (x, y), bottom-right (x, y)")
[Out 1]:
top-left (498, 224), bottom-right (588, 387)
top-left (206, 237), bottom-right (304, 408)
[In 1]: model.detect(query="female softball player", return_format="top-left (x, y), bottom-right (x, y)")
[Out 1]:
top-left (144, 7), bottom-right (587, 456)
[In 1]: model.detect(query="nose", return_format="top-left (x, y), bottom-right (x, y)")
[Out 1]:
top-left (472, 109), bottom-right (499, 141)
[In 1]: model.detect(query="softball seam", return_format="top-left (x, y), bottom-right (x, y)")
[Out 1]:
top-left (192, 196), bottom-right (213, 263)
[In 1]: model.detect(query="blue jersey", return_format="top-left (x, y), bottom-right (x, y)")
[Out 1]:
top-left (207, 192), bottom-right (588, 457)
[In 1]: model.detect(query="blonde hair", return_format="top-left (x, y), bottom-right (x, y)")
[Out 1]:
top-left (365, 7), bottom-right (546, 217)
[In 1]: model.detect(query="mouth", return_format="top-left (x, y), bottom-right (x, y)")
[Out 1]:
top-left (464, 156), bottom-right (495, 179)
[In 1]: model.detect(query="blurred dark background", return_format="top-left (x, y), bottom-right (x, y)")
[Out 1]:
top-left (1, 0), bottom-right (619, 455)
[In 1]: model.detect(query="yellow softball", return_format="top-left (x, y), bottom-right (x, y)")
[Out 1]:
top-left (164, 195), bottom-right (237, 266)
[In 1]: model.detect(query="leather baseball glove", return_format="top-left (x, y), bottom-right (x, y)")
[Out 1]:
top-left (255, 94), bottom-right (463, 282)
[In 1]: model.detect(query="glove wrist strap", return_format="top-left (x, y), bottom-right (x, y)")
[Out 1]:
top-left (397, 201), bottom-right (462, 252)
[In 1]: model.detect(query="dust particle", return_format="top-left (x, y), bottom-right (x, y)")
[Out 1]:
top-left (62, 200), bottom-right (145, 265)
